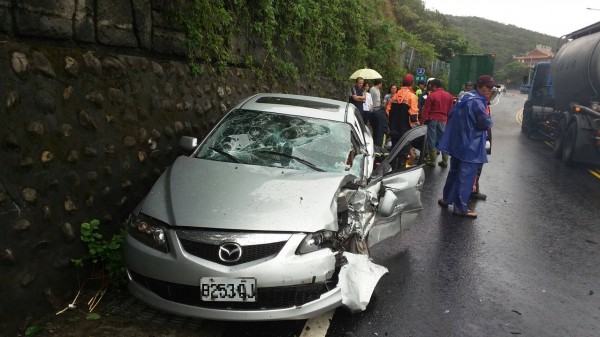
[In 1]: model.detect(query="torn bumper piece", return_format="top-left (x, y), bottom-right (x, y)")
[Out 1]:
top-left (339, 252), bottom-right (389, 313)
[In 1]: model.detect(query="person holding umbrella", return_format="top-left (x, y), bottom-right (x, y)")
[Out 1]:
top-left (349, 69), bottom-right (383, 124)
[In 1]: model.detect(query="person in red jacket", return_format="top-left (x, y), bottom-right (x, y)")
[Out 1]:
top-left (420, 78), bottom-right (454, 167)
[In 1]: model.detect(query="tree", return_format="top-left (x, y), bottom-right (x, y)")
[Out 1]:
top-left (494, 61), bottom-right (529, 87)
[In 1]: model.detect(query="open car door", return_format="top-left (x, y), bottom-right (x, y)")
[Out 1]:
top-left (366, 126), bottom-right (427, 247)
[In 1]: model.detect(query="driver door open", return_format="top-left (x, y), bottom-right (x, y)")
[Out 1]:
top-left (366, 126), bottom-right (427, 247)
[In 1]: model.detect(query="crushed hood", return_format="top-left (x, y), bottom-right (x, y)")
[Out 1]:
top-left (139, 156), bottom-right (357, 232)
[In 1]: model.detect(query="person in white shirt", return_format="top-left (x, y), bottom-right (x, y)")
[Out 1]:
top-left (362, 82), bottom-right (373, 114)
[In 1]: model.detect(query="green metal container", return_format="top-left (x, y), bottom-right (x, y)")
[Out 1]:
top-left (448, 54), bottom-right (495, 96)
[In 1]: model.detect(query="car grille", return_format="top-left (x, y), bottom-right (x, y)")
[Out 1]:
top-left (178, 238), bottom-right (286, 266)
top-left (130, 271), bottom-right (330, 310)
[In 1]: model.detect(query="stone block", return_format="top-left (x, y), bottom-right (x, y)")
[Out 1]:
top-left (73, 0), bottom-right (94, 42)
top-left (133, 0), bottom-right (152, 49)
top-left (15, 0), bottom-right (74, 39)
top-left (152, 27), bottom-right (186, 55)
top-left (97, 0), bottom-right (138, 47)
top-left (0, 1), bottom-right (12, 33)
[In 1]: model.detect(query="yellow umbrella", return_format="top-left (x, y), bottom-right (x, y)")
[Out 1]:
top-left (349, 68), bottom-right (382, 80)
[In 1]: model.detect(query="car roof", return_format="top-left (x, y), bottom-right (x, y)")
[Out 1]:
top-left (236, 93), bottom-right (352, 123)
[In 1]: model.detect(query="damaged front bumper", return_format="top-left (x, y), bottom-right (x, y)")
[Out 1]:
top-left (125, 225), bottom-right (388, 321)
top-left (127, 277), bottom-right (344, 321)
top-left (127, 251), bottom-right (386, 321)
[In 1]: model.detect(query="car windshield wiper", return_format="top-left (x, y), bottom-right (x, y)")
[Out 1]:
top-left (256, 150), bottom-right (325, 172)
top-left (209, 147), bottom-right (242, 163)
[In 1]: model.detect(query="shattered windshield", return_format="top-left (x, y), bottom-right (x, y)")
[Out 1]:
top-left (196, 109), bottom-right (358, 173)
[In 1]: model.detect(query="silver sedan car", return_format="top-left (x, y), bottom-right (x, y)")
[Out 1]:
top-left (124, 93), bottom-right (426, 321)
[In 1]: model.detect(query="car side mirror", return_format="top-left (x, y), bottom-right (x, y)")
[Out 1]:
top-left (179, 136), bottom-right (198, 152)
top-left (378, 189), bottom-right (397, 217)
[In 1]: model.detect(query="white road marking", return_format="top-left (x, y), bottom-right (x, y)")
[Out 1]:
top-left (300, 310), bottom-right (335, 337)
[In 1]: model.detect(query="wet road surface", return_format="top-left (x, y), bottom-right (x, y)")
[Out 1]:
top-left (326, 91), bottom-right (600, 336)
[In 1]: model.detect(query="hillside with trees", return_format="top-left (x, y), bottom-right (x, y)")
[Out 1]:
top-left (446, 16), bottom-right (559, 68)
top-left (442, 15), bottom-right (559, 86)
top-left (379, 3), bottom-right (560, 86)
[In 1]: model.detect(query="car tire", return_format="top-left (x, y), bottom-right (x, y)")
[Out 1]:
top-left (561, 121), bottom-right (577, 164)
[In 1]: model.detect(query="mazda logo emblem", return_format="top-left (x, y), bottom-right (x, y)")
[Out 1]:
top-left (218, 243), bottom-right (242, 263)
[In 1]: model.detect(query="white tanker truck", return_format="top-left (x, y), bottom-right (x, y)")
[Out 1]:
top-left (521, 22), bottom-right (600, 165)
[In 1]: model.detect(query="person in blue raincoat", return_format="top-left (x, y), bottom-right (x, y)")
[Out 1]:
top-left (436, 75), bottom-right (497, 218)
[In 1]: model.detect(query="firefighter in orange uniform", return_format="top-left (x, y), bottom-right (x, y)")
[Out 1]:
top-left (386, 73), bottom-right (419, 147)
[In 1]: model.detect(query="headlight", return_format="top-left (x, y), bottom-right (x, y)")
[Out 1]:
top-left (127, 212), bottom-right (169, 253)
top-left (296, 231), bottom-right (335, 254)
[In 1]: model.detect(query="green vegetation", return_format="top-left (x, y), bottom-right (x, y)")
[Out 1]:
top-left (494, 61), bottom-right (530, 88)
top-left (24, 326), bottom-right (43, 336)
top-left (174, 0), bottom-right (470, 85)
top-left (72, 219), bottom-right (126, 285)
top-left (173, 0), bottom-right (554, 88)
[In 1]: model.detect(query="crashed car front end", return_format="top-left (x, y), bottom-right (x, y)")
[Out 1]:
top-left (124, 158), bottom-right (388, 320)
top-left (125, 228), bottom-right (344, 320)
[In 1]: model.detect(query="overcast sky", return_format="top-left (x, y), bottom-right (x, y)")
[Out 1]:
top-left (423, 0), bottom-right (600, 37)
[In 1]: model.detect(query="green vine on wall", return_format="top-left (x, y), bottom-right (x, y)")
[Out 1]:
top-left (175, 0), bottom-right (236, 75)
top-left (175, 0), bottom-right (375, 81)
top-left (174, 0), bottom-right (451, 87)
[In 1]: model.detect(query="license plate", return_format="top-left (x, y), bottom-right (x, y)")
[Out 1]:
top-left (200, 277), bottom-right (257, 302)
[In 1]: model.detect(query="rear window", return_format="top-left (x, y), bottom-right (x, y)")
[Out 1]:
top-left (256, 96), bottom-right (340, 112)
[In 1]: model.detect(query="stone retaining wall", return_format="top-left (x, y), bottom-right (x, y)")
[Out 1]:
top-left (0, 1), bottom-right (345, 333)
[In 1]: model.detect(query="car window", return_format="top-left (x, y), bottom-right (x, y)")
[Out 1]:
top-left (372, 126), bottom-right (427, 177)
top-left (196, 109), bottom-right (358, 173)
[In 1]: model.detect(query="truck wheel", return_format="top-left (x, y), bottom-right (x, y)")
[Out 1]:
top-left (521, 107), bottom-right (535, 137)
top-left (553, 118), bottom-right (568, 158)
top-left (561, 122), bottom-right (577, 164)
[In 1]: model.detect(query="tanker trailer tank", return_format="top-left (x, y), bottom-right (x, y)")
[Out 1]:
top-left (551, 31), bottom-right (600, 112)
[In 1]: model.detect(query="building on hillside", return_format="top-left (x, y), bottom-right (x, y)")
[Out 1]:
top-left (513, 45), bottom-right (554, 67)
